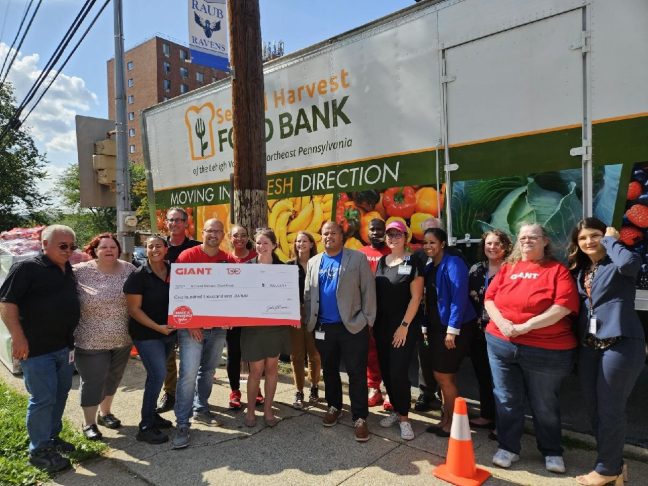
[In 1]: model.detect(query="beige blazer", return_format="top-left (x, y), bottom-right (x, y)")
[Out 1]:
top-left (304, 248), bottom-right (376, 334)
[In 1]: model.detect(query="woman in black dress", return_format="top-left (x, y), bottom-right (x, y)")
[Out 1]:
top-left (374, 221), bottom-right (424, 441)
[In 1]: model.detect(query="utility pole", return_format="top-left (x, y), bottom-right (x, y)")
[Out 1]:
top-left (113, 0), bottom-right (134, 259)
top-left (228, 0), bottom-right (267, 231)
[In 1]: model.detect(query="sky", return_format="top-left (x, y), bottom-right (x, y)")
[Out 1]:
top-left (0, 0), bottom-right (415, 195)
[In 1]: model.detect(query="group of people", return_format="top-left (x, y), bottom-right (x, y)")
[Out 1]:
top-left (0, 209), bottom-right (644, 486)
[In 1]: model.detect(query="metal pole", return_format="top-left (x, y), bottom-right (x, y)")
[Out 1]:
top-left (113, 0), bottom-right (133, 259)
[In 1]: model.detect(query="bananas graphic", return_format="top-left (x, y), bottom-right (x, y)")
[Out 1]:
top-left (267, 194), bottom-right (333, 261)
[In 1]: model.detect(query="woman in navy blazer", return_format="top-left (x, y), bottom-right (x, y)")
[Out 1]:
top-left (568, 218), bottom-right (646, 486)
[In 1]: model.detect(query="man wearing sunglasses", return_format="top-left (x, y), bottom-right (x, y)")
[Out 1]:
top-left (156, 208), bottom-right (202, 415)
top-left (0, 225), bottom-right (80, 473)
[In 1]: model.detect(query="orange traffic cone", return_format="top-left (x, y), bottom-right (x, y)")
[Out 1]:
top-left (433, 397), bottom-right (491, 486)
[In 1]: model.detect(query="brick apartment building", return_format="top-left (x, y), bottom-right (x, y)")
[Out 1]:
top-left (107, 36), bottom-right (228, 164)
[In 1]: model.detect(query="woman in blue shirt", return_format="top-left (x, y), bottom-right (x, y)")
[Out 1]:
top-left (422, 228), bottom-right (476, 437)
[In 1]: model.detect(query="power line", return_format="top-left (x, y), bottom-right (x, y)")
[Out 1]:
top-left (0, 0), bottom-right (15, 47)
top-left (23, 0), bottom-right (111, 127)
top-left (0, 0), bottom-right (43, 89)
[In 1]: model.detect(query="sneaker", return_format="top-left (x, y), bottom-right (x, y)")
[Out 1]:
top-left (353, 418), bottom-right (370, 442)
top-left (50, 436), bottom-right (75, 454)
top-left (293, 391), bottom-right (304, 410)
top-left (136, 425), bottom-right (169, 444)
top-left (153, 413), bottom-right (173, 429)
top-left (156, 392), bottom-right (175, 413)
top-left (379, 412), bottom-right (399, 428)
top-left (255, 391), bottom-right (265, 406)
top-left (545, 456), bottom-right (566, 474)
top-left (309, 385), bottom-right (319, 403)
top-left (492, 448), bottom-right (520, 468)
top-left (414, 393), bottom-right (432, 412)
top-left (399, 421), bottom-right (415, 441)
top-left (367, 388), bottom-right (383, 407)
top-left (229, 390), bottom-right (242, 410)
top-left (172, 425), bottom-right (190, 449)
top-left (322, 406), bottom-right (342, 427)
top-left (192, 410), bottom-right (223, 426)
top-left (383, 396), bottom-right (394, 412)
top-left (29, 449), bottom-right (71, 473)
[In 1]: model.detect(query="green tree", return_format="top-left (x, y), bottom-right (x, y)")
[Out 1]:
top-left (0, 83), bottom-right (50, 230)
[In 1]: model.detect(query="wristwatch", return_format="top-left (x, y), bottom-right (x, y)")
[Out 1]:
top-left (400, 321), bottom-right (410, 328)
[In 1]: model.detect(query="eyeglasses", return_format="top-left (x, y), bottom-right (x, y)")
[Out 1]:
top-left (203, 229), bottom-right (224, 234)
top-left (57, 243), bottom-right (77, 251)
top-left (166, 218), bottom-right (186, 223)
top-left (386, 232), bottom-right (404, 239)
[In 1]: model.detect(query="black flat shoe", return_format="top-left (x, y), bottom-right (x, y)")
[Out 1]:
top-left (97, 413), bottom-right (121, 429)
top-left (469, 420), bottom-right (495, 430)
top-left (425, 425), bottom-right (450, 437)
top-left (83, 424), bottom-right (103, 441)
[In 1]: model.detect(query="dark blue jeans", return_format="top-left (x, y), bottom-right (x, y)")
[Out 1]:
top-left (20, 347), bottom-right (74, 452)
top-left (578, 338), bottom-right (645, 476)
top-left (134, 335), bottom-right (176, 428)
top-left (486, 333), bottom-right (575, 457)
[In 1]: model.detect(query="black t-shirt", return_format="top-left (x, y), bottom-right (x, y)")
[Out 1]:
top-left (123, 263), bottom-right (171, 341)
top-left (166, 237), bottom-right (201, 263)
top-left (374, 254), bottom-right (424, 332)
top-left (0, 253), bottom-right (80, 357)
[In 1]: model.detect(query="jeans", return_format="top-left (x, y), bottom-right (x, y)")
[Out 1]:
top-left (486, 333), bottom-right (575, 457)
top-left (578, 338), bottom-right (645, 476)
top-left (20, 347), bottom-right (74, 452)
top-left (134, 335), bottom-right (176, 428)
top-left (174, 328), bottom-right (226, 427)
top-left (314, 323), bottom-right (369, 421)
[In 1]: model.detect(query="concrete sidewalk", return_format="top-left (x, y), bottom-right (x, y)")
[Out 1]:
top-left (2, 357), bottom-right (647, 486)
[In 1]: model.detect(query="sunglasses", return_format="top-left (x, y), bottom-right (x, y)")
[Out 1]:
top-left (57, 243), bottom-right (78, 251)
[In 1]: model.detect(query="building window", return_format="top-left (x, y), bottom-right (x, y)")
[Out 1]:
top-left (128, 112), bottom-right (135, 121)
top-left (127, 61), bottom-right (134, 70)
top-left (163, 79), bottom-right (171, 92)
top-left (127, 95), bottom-right (134, 104)
top-left (180, 67), bottom-right (188, 78)
top-left (162, 43), bottom-right (170, 57)
top-left (180, 49), bottom-right (188, 61)
top-left (127, 78), bottom-right (134, 88)
top-left (129, 145), bottom-right (136, 153)
top-left (128, 128), bottom-right (135, 137)
top-left (163, 61), bottom-right (170, 74)
top-left (180, 83), bottom-right (189, 94)
top-left (196, 72), bottom-right (204, 83)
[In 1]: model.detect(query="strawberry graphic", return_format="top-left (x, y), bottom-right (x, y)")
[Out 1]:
top-left (627, 181), bottom-right (643, 201)
top-left (625, 204), bottom-right (648, 228)
top-left (619, 226), bottom-right (643, 246)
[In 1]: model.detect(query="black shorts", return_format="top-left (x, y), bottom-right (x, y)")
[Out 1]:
top-left (431, 321), bottom-right (475, 374)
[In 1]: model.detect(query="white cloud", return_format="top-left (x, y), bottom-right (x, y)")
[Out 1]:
top-left (1, 42), bottom-right (97, 162)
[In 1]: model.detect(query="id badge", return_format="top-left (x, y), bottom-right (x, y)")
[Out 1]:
top-left (68, 349), bottom-right (75, 364)
top-left (397, 264), bottom-right (411, 275)
top-left (315, 331), bottom-right (325, 340)
top-left (589, 316), bottom-right (597, 335)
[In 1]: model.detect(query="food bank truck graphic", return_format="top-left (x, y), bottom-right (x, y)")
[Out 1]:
top-left (142, 0), bottom-right (648, 308)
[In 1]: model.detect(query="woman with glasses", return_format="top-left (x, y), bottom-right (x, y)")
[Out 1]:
top-left (421, 227), bottom-right (476, 438)
top-left (73, 233), bottom-right (135, 441)
top-left (485, 223), bottom-right (578, 474)
top-left (123, 236), bottom-right (175, 444)
top-left (225, 224), bottom-right (259, 411)
top-left (241, 228), bottom-right (291, 428)
top-left (568, 218), bottom-right (644, 486)
top-left (374, 221), bottom-right (423, 440)
top-left (468, 230), bottom-right (512, 433)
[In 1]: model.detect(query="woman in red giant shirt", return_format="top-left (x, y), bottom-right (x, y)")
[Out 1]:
top-left (484, 223), bottom-right (578, 475)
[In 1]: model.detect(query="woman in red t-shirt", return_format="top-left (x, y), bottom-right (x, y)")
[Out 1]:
top-left (484, 223), bottom-right (578, 474)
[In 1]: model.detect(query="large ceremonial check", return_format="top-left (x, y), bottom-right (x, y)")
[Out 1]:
top-left (168, 263), bottom-right (301, 328)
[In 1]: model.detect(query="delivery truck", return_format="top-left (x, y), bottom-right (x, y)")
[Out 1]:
top-left (141, 0), bottom-right (648, 307)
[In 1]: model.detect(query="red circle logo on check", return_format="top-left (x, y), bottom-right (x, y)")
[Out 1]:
top-left (173, 305), bottom-right (194, 325)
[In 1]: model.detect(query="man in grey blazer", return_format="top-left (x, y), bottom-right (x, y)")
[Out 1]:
top-left (304, 221), bottom-right (377, 442)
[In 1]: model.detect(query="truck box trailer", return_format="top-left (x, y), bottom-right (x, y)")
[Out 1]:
top-left (141, 0), bottom-right (648, 304)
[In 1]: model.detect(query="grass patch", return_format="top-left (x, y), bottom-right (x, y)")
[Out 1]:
top-left (0, 379), bottom-right (107, 485)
